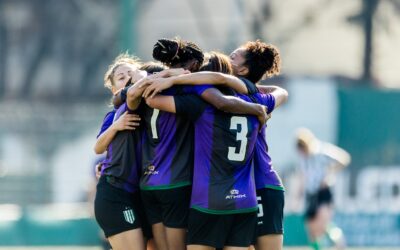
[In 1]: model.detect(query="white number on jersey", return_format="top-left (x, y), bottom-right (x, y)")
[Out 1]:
top-left (257, 196), bottom-right (264, 218)
top-left (227, 116), bottom-right (248, 161)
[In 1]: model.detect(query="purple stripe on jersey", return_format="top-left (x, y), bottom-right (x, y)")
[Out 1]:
top-left (232, 123), bottom-right (258, 209)
top-left (232, 162), bottom-right (257, 209)
top-left (190, 110), bottom-right (214, 209)
top-left (254, 126), bottom-right (283, 189)
top-left (237, 93), bottom-right (282, 189)
top-left (147, 113), bottom-right (177, 186)
top-left (97, 110), bottom-right (116, 138)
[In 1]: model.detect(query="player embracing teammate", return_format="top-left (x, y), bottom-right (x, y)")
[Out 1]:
top-left (93, 38), bottom-right (288, 250)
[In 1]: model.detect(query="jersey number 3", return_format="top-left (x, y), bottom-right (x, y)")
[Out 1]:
top-left (227, 116), bottom-right (248, 161)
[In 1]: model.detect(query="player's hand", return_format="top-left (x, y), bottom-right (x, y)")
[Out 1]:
top-left (135, 76), bottom-right (154, 89)
top-left (113, 87), bottom-right (123, 96)
top-left (256, 105), bottom-right (271, 130)
top-left (112, 111), bottom-right (141, 131)
top-left (129, 69), bottom-right (147, 84)
top-left (142, 78), bottom-right (174, 99)
top-left (95, 162), bottom-right (102, 180)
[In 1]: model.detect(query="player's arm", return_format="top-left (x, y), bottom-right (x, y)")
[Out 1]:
top-left (257, 85), bottom-right (288, 109)
top-left (113, 76), bottom-right (151, 110)
top-left (323, 143), bottom-right (351, 168)
top-left (113, 87), bottom-right (127, 107)
top-left (145, 94), bottom-right (206, 123)
top-left (94, 112), bottom-right (141, 154)
top-left (200, 88), bottom-right (267, 125)
top-left (140, 72), bottom-right (248, 98)
top-left (153, 68), bottom-right (190, 78)
top-left (145, 96), bottom-right (176, 113)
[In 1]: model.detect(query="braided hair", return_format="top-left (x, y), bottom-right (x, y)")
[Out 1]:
top-left (152, 38), bottom-right (204, 71)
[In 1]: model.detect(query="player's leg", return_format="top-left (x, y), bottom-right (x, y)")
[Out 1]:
top-left (146, 238), bottom-right (158, 250)
top-left (108, 229), bottom-right (146, 250)
top-left (308, 187), bottom-right (334, 246)
top-left (160, 185), bottom-right (192, 250)
top-left (94, 176), bottom-right (146, 250)
top-left (254, 188), bottom-right (285, 250)
top-left (225, 212), bottom-right (257, 250)
top-left (255, 235), bottom-right (283, 250)
top-left (304, 192), bottom-right (322, 249)
top-left (223, 247), bottom-right (248, 250)
top-left (187, 209), bottom-right (227, 250)
top-left (152, 223), bottom-right (168, 250)
top-left (188, 245), bottom-right (215, 250)
top-left (141, 190), bottom-right (168, 250)
top-left (165, 227), bottom-right (187, 250)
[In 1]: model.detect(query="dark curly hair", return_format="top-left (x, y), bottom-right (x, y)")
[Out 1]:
top-left (152, 38), bottom-right (204, 71)
top-left (241, 40), bottom-right (281, 83)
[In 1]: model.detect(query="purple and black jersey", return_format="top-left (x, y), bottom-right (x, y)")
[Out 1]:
top-left (240, 78), bottom-right (284, 190)
top-left (174, 86), bottom-right (260, 214)
top-left (248, 93), bottom-right (284, 190)
top-left (96, 110), bottom-right (116, 138)
top-left (100, 103), bottom-right (142, 193)
top-left (139, 86), bottom-right (206, 190)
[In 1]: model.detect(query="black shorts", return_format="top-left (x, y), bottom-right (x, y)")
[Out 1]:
top-left (141, 185), bottom-right (191, 228)
top-left (187, 208), bottom-right (257, 248)
top-left (94, 176), bottom-right (152, 238)
top-left (305, 186), bottom-right (333, 220)
top-left (256, 188), bottom-right (285, 236)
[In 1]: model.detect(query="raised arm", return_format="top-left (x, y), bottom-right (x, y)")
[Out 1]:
top-left (112, 76), bottom-right (151, 110)
top-left (257, 85), bottom-right (288, 109)
top-left (145, 95), bottom-right (176, 113)
top-left (154, 68), bottom-right (190, 78)
top-left (200, 88), bottom-right (268, 125)
top-left (323, 143), bottom-right (351, 168)
top-left (140, 72), bottom-right (248, 98)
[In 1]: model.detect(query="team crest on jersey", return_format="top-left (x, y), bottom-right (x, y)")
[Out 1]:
top-left (225, 189), bottom-right (246, 199)
top-left (144, 165), bottom-right (159, 175)
top-left (123, 208), bottom-right (135, 224)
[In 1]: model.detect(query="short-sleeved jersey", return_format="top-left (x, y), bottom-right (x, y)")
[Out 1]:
top-left (175, 88), bottom-right (260, 214)
top-left (139, 86), bottom-right (207, 190)
top-left (96, 110), bottom-right (116, 138)
top-left (239, 78), bottom-right (284, 190)
top-left (248, 93), bottom-right (284, 190)
top-left (100, 103), bottom-right (142, 193)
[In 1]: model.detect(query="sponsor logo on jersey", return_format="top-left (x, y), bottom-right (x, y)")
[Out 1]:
top-left (225, 189), bottom-right (247, 199)
top-left (144, 165), bottom-right (159, 175)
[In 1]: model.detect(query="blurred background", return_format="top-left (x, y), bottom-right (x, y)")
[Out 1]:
top-left (0, 0), bottom-right (400, 248)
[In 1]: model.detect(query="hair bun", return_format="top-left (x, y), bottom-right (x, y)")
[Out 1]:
top-left (152, 39), bottom-right (180, 63)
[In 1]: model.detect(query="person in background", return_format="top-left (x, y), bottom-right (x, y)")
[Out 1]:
top-left (296, 128), bottom-right (351, 250)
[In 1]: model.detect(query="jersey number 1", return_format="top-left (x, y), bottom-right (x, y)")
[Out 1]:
top-left (151, 109), bottom-right (160, 139)
top-left (227, 116), bottom-right (248, 161)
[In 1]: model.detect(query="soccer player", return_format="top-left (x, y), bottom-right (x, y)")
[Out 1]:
top-left (112, 38), bottom-right (269, 250)
top-left (141, 40), bottom-right (287, 250)
top-left (296, 128), bottom-right (350, 250)
top-left (145, 52), bottom-right (279, 249)
top-left (93, 54), bottom-right (150, 250)
top-left (229, 41), bottom-right (287, 250)
top-left (94, 53), bottom-right (144, 155)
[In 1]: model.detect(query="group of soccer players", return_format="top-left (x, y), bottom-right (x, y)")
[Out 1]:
top-left (93, 37), bottom-right (288, 250)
